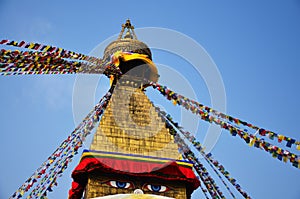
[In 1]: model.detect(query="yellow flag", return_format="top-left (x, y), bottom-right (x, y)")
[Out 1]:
top-left (278, 134), bottom-right (284, 142)
top-left (44, 45), bottom-right (51, 51)
top-left (58, 47), bottom-right (63, 53)
top-left (29, 42), bottom-right (35, 49)
top-left (249, 138), bottom-right (255, 147)
top-left (172, 100), bottom-right (177, 106)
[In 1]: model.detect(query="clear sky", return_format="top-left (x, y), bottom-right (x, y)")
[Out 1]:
top-left (0, 1), bottom-right (300, 199)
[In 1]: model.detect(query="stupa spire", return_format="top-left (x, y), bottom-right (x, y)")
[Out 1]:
top-left (118, 19), bottom-right (137, 40)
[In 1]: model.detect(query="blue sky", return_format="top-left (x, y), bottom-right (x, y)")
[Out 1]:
top-left (0, 1), bottom-right (300, 198)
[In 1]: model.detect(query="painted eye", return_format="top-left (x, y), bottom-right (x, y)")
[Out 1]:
top-left (106, 180), bottom-right (133, 189)
top-left (145, 184), bottom-right (169, 192)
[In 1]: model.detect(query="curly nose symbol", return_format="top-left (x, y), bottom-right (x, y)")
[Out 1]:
top-left (133, 189), bottom-right (144, 194)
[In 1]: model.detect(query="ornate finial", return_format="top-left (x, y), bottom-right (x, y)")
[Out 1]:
top-left (118, 19), bottom-right (137, 40)
top-left (124, 19), bottom-right (134, 29)
top-left (103, 19), bottom-right (153, 61)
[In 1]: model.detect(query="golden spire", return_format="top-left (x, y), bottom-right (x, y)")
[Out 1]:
top-left (118, 19), bottom-right (137, 40)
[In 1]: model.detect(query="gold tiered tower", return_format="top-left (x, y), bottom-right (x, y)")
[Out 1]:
top-left (69, 20), bottom-right (199, 199)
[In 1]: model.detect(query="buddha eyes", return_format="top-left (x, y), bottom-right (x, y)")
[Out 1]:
top-left (105, 180), bottom-right (170, 193)
top-left (106, 180), bottom-right (133, 189)
top-left (144, 184), bottom-right (169, 193)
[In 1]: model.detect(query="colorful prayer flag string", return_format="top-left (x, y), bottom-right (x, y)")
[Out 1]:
top-left (203, 155), bottom-right (237, 199)
top-left (0, 49), bottom-right (122, 76)
top-left (155, 107), bottom-right (227, 198)
top-left (1, 44), bottom-right (149, 77)
top-left (175, 134), bottom-right (225, 199)
top-left (0, 49), bottom-right (82, 75)
top-left (148, 82), bottom-right (300, 169)
top-left (198, 183), bottom-right (210, 199)
top-left (148, 81), bottom-right (300, 151)
top-left (9, 86), bottom-right (114, 199)
top-left (155, 106), bottom-right (250, 199)
top-left (0, 39), bottom-right (99, 62)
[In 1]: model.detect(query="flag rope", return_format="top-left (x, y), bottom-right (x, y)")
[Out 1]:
top-left (9, 86), bottom-right (115, 199)
top-left (148, 81), bottom-right (300, 169)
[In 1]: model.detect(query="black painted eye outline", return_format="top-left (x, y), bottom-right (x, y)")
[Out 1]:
top-left (143, 184), bottom-right (170, 193)
top-left (105, 180), bottom-right (134, 189)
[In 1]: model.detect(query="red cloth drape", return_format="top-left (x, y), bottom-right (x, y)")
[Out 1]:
top-left (69, 151), bottom-right (200, 199)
